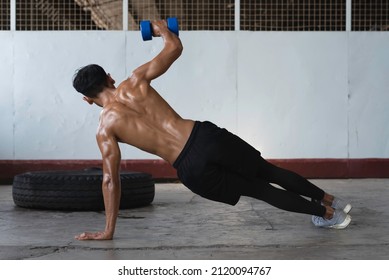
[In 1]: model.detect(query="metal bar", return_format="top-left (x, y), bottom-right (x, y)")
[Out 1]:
top-left (10, 0), bottom-right (16, 31)
top-left (346, 0), bottom-right (352, 31)
top-left (123, 0), bottom-right (128, 30)
top-left (235, 0), bottom-right (240, 31)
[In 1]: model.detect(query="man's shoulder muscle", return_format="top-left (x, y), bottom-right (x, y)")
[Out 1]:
top-left (97, 105), bottom-right (122, 139)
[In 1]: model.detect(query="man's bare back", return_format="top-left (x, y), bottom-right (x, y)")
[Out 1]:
top-left (101, 78), bottom-right (194, 165)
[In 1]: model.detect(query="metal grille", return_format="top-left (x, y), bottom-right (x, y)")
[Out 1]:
top-left (76, 0), bottom-right (122, 30)
top-left (240, 0), bottom-right (346, 31)
top-left (0, 0), bottom-right (10, 30)
top-left (352, 0), bottom-right (389, 31)
top-left (127, 0), bottom-right (235, 31)
top-left (5, 0), bottom-right (389, 31)
top-left (16, 0), bottom-right (103, 30)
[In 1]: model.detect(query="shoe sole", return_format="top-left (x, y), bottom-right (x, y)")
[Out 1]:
top-left (343, 204), bottom-right (352, 214)
top-left (329, 214), bottom-right (352, 229)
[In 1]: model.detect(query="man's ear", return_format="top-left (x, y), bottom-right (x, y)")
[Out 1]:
top-left (107, 73), bottom-right (116, 87)
top-left (83, 96), bottom-right (94, 105)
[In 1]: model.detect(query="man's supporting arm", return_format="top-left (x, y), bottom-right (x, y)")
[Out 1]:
top-left (75, 130), bottom-right (121, 240)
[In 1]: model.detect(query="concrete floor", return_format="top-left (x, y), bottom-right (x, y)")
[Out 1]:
top-left (0, 179), bottom-right (388, 260)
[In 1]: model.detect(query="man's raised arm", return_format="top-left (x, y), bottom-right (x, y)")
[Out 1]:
top-left (131, 20), bottom-right (183, 83)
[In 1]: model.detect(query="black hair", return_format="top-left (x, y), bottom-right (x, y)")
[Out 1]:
top-left (72, 64), bottom-right (108, 98)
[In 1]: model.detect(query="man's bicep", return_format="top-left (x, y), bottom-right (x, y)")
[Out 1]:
top-left (97, 134), bottom-right (121, 175)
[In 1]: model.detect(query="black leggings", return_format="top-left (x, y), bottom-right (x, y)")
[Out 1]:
top-left (240, 157), bottom-right (326, 217)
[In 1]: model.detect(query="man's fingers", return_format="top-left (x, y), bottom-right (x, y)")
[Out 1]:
top-left (75, 231), bottom-right (106, 240)
top-left (75, 233), bottom-right (85, 240)
top-left (75, 232), bottom-right (92, 240)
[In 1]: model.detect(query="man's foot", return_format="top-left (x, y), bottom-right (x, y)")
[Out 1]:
top-left (331, 197), bottom-right (352, 214)
top-left (312, 209), bottom-right (351, 229)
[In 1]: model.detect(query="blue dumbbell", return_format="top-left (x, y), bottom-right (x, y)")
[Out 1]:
top-left (140, 17), bottom-right (179, 41)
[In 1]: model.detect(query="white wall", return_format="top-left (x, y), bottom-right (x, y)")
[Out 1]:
top-left (0, 33), bottom-right (14, 159)
top-left (0, 31), bottom-right (388, 160)
top-left (237, 32), bottom-right (348, 158)
top-left (348, 32), bottom-right (389, 158)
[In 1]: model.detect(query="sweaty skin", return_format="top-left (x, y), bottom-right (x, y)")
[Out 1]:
top-left (75, 20), bottom-right (194, 240)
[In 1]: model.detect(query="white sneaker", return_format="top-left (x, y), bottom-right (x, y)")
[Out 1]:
top-left (312, 209), bottom-right (352, 229)
top-left (332, 197), bottom-right (352, 214)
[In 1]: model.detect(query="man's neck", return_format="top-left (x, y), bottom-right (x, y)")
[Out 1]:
top-left (97, 88), bottom-right (117, 107)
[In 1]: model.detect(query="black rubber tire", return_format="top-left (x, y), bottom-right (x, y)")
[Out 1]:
top-left (12, 169), bottom-right (155, 211)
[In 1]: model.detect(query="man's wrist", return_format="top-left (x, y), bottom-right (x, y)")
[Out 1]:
top-left (104, 228), bottom-right (115, 237)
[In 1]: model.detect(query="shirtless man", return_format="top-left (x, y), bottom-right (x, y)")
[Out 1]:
top-left (72, 20), bottom-right (351, 240)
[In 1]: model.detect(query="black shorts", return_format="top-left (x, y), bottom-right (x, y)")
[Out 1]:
top-left (173, 121), bottom-right (262, 205)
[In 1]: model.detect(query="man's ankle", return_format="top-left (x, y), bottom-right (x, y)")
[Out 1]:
top-left (324, 205), bottom-right (334, 219)
top-left (322, 193), bottom-right (334, 207)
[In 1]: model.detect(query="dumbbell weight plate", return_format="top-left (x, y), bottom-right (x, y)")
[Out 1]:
top-left (140, 20), bottom-right (152, 41)
top-left (167, 17), bottom-right (179, 37)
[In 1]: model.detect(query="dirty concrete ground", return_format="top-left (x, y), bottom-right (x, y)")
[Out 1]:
top-left (0, 179), bottom-right (388, 260)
